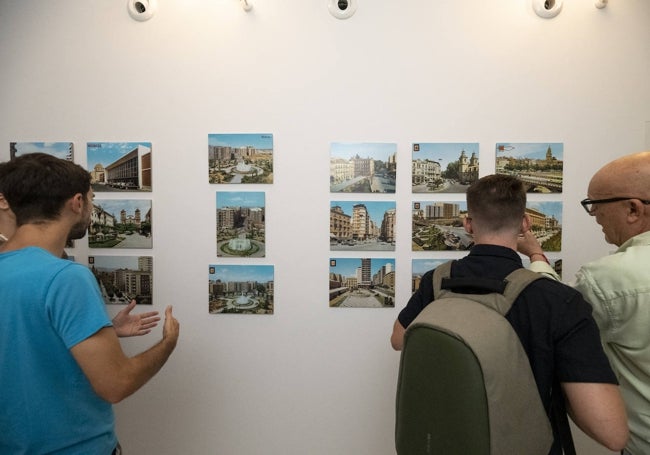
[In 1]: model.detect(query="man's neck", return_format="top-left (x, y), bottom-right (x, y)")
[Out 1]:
top-left (3, 223), bottom-right (68, 257)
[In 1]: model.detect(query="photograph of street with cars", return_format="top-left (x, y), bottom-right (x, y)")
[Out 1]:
top-left (329, 258), bottom-right (395, 308)
top-left (209, 264), bottom-right (274, 315)
top-left (412, 142), bottom-right (479, 193)
top-left (330, 142), bottom-right (396, 193)
top-left (330, 200), bottom-right (396, 251)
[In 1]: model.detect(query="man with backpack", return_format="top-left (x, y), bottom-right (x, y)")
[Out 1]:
top-left (391, 174), bottom-right (628, 454)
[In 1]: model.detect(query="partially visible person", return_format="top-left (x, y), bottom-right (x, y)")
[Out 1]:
top-left (520, 151), bottom-right (650, 455)
top-left (0, 188), bottom-right (159, 337)
top-left (391, 174), bottom-right (628, 454)
top-left (0, 153), bottom-right (179, 454)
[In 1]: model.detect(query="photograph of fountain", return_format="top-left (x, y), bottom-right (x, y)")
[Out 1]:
top-left (216, 191), bottom-right (265, 257)
top-left (208, 133), bottom-right (273, 184)
top-left (209, 264), bottom-right (274, 315)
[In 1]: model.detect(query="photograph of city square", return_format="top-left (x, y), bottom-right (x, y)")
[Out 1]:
top-left (412, 200), bottom-right (471, 251)
top-left (329, 142), bottom-right (396, 193)
top-left (329, 258), bottom-right (395, 308)
top-left (89, 255), bottom-right (153, 305)
top-left (10, 141), bottom-right (73, 161)
top-left (411, 199), bottom-right (562, 252)
top-left (209, 264), bottom-right (274, 315)
top-left (412, 142), bottom-right (479, 193)
top-left (330, 200), bottom-right (396, 251)
top-left (496, 143), bottom-right (564, 193)
top-left (208, 133), bottom-right (273, 184)
top-left (88, 199), bottom-right (153, 249)
top-left (216, 191), bottom-right (265, 257)
top-left (87, 142), bottom-right (152, 192)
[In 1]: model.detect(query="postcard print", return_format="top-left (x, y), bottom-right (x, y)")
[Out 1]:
top-left (87, 142), bottom-right (152, 192)
top-left (412, 142), bottom-right (479, 193)
top-left (330, 142), bottom-right (397, 193)
top-left (329, 258), bottom-right (395, 308)
top-left (330, 200), bottom-right (396, 251)
top-left (209, 264), bottom-right (274, 314)
top-left (89, 199), bottom-right (152, 249)
top-left (412, 200), bottom-right (472, 251)
top-left (526, 201), bottom-right (562, 251)
top-left (495, 143), bottom-right (563, 193)
top-left (89, 255), bottom-right (153, 305)
top-left (411, 258), bottom-right (456, 294)
top-left (209, 133), bottom-right (273, 184)
top-left (216, 191), bottom-right (265, 257)
top-left (10, 142), bottom-right (73, 161)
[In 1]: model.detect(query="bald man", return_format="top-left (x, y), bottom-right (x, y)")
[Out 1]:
top-left (521, 151), bottom-right (650, 455)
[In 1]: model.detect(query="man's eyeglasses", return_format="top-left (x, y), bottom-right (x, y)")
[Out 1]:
top-left (580, 197), bottom-right (650, 215)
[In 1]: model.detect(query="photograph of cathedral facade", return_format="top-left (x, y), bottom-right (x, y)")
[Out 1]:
top-left (495, 143), bottom-right (563, 193)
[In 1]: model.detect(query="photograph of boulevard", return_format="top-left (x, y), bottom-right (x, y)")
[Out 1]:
top-left (330, 142), bottom-right (396, 193)
top-left (89, 199), bottom-right (152, 249)
top-left (87, 142), bottom-right (152, 192)
top-left (209, 133), bottom-right (273, 184)
top-left (330, 201), bottom-right (396, 251)
top-left (412, 200), bottom-right (562, 252)
top-left (496, 143), bottom-right (564, 193)
top-left (216, 191), bottom-right (265, 257)
top-left (329, 258), bottom-right (395, 308)
top-left (412, 142), bottom-right (479, 193)
top-left (89, 255), bottom-right (153, 305)
top-left (209, 265), bottom-right (274, 315)
top-left (10, 141), bottom-right (73, 161)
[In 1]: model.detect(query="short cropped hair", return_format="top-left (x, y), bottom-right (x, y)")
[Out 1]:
top-left (466, 174), bottom-right (527, 233)
top-left (0, 153), bottom-right (91, 226)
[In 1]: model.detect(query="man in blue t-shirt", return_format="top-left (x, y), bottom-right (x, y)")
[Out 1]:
top-left (0, 153), bottom-right (180, 455)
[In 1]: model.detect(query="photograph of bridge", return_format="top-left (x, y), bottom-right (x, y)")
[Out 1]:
top-left (495, 143), bottom-right (563, 193)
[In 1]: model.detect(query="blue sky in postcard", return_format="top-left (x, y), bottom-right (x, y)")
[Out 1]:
top-left (208, 134), bottom-right (273, 149)
top-left (216, 191), bottom-right (265, 208)
top-left (527, 201), bottom-right (563, 222)
top-left (94, 199), bottom-right (152, 215)
top-left (14, 142), bottom-right (71, 159)
top-left (412, 143), bottom-right (479, 161)
top-left (209, 264), bottom-right (274, 282)
top-left (87, 142), bottom-right (151, 168)
top-left (330, 201), bottom-right (395, 224)
top-left (496, 143), bottom-right (563, 160)
top-left (330, 142), bottom-right (396, 161)
top-left (329, 258), bottom-right (396, 277)
top-left (90, 255), bottom-right (148, 271)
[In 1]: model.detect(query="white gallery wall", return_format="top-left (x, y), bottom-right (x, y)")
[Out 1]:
top-left (1, 1), bottom-right (649, 454)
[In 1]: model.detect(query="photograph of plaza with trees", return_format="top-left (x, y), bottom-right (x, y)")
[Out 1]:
top-left (209, 133), bottom-right (273, 184)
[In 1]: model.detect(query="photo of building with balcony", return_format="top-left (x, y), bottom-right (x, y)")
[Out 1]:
top-left (329, 258), bottom-right (395, 308)
top-left (209, 133), bottom-right (273, 184)
top-left (330, 142), bottom-right (396, 193)
top-left (412, 142), bottom-right (479, 193)
top-left (496, 143), bottom-right (563, 193)
top-left (330, 201), bottom-right (395, 251)
top-left (89, 255), bottom-right (153, 305)
top-left (87, 142), bottom-right (152, 192)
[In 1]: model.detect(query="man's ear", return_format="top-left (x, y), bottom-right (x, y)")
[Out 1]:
top-left (627, 199), bottom-right (645, 222)
top-left (521, 213), bottom-right (532, 234)
top-left (0, 194), bottom-right (9, 210)
top-left (69, 193), bottom-right (84, 214)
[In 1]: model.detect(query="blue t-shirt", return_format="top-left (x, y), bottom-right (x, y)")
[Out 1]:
top-left (0, 247), bottom-right (117, 454)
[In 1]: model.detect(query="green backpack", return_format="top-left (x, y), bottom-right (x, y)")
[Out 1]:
top-left (395, 261), bottom-right (554, 455)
